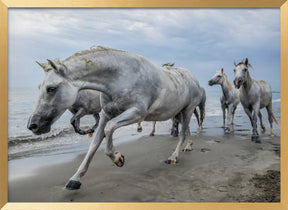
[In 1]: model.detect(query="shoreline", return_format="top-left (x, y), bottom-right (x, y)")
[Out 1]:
top-left (8, 125), bottom-right (280, 202)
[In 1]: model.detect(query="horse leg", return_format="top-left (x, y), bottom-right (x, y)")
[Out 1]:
top-left (251, 104), bottom-right (260, 142)
top-left (199, 102), bottom-right (205, 130)
top-left (171, 116), bottom-right (179, 137)
top-left (150, 121), bottom-right (156, 136)
top-left (137, 121), bottom-right (143, 132)
top-left (266, 103), bottom-right (274, 136)
top-left (85, 114), bottom-right (101, 138)
top-left (244, 107), bottom-right (260, 143)
top-left (231, 106), bottom-right (237, 125)
top-left (65, 111), bottom-right (108, 190)
top-left (183, 128), bottom-right (193, 152)
top-left (258, 111), bottom-right (266, 131)
top-left (166, 106), bottom-right (194, 164)
top-left (104, 107), bottom-right (143, 167)
top-left (193, 108), bottom-right (201, 133)
top-left (70, 108), bottom-right (89, 135)
top-left (221, 103), bottom-right (226, 127)
top-left (225, 104), bottom-right (234, 133)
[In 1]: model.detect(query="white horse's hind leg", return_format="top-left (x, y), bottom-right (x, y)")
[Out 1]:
top-left (258, 111), bottom-right (266, 131)
top-left (266, 103), bottom-right (275, 136)
top-left (150, 121), bottom-right (156, 136)
top-left (104, 107), bottom-right (143, 167)
top-left (66, 111), bottom-right (108, 190)
top-left (166, 107), bottom-right (194, 164)
top-left (183, 128), bottom-right (193, 152)
top-left (221, 104), bottom-right (226, 127)
top-left (137, 121), bottom-right (143, 132)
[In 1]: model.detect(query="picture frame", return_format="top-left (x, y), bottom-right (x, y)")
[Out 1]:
top-left (0, 0), bottom-right (287, 209)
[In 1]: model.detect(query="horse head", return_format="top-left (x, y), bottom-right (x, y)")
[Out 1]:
top-left (208, 68), bottom-right (225, 86)
top-left (27, 60), bottom-right (78, 135)
top-left (233, 58), bottom-right (250, 89)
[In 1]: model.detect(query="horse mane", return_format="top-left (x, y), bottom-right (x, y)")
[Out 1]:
top-left (223, 73), bottom-right (234, 91)
top-left (162, 62), bottom-right (175, 67)
top-left (64, 45), bottom-right (127, 62)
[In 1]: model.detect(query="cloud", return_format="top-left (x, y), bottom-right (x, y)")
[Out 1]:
top-left (8, 8), bottom-right (280, 90)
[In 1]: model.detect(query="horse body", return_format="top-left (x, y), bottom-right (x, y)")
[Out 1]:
top-left (28, 46), bottom-right (201, 190)
top-left (208, 68), bottom-right (239, 129)
top-left (233, 58), bottom-right (278, 143)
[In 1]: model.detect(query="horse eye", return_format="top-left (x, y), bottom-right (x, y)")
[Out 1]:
top-left (217, 75), bottom-right (221, 78)
top-left (47, 87), bottom-right (57, 93)
top-left (233, 69), bottom-right (236, 72)
top-left (244, 68), bottom-right (247, 72)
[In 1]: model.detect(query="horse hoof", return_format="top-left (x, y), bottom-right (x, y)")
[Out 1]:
top-left (251, 135), bottom-right (261, 143)
top-left (165, 159), bottom-right (177, 165)
top-left (87, 133), bottom-right (93, 138)
top-left (182, 148), bottom-right (192, 152)
top-left (150, 133), bottom-right (154, 136)
top-left (137, 128), bottom-right (142, 132)
top-left (65, 180), bottom-right (81, 190)
top-left (114, 155), bottom-right (125, 167)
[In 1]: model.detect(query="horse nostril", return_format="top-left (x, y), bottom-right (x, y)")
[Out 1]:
top-left (28, 123), bottom-right (38, 131)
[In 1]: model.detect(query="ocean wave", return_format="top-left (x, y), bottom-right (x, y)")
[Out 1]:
top-left (8, 127), bottom-right (79, 147)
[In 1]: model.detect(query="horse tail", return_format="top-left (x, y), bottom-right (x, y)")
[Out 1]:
top-left (272, 113), bottom-right (279, 125)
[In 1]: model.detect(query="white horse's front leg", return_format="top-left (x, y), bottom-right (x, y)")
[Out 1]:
top-left (65, 111), bottom-right (108, 190)
top-left (104, 107), bottom-right (143, 167)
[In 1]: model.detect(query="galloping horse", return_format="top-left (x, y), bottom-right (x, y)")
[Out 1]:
top-left (208, 68), bottom-right (239, 131)
top-left (233, 58), bottom-right (278, 143)
top-left (27, 46), bottom-right (202, 190)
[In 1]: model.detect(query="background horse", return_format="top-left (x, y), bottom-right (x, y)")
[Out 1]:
top-left (208, 68), bottom-right (239, 131)
top-left (233, 58), bottom-right (278, 143)
top-left (28, 46), bottom-right (202, 190)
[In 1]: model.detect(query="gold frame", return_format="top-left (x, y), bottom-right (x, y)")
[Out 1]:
top-left (0, 0), bottom-right (287, 209)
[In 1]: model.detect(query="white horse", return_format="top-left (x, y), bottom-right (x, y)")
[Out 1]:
top-left (233, 58), bottom-right (278, 143)
top-left (208, 68), bottom-right (239, 131)
top-left (27, 46), bottom-right (202, 190)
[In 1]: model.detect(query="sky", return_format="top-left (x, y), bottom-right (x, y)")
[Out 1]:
top-left (8, 8), bottom-right (280, 91)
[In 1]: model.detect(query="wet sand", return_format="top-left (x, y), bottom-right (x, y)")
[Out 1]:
top-left (8, 125), bottom-right (280, 202)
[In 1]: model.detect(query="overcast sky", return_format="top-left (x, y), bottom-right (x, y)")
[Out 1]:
top-left (8, 8), bottom-right (280, 91)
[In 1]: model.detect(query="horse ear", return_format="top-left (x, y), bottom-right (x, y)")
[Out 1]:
top-left (221, 68), bottom-right (224, 74)
top-left (245, 58), bottom-right (249, 66)
top-left (234, 61), bottom-right (237, 67)
top-left (47, 59), bottom-right (66, 76)
top-left (36, 61), bottom-right (52, 72)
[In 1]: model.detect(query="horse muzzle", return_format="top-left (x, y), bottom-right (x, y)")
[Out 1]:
top-left (234, 78), bottom-right (243, 89)
top-left (27, 114), bottom-right (51, 135)
top-left (208, 80), bottom-right (214, 86)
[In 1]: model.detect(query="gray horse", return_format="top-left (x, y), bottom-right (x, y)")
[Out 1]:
top-left (233, 58), bottom-right (278, 143)
top-left (36, 61), bottom-right (101, 135)
top-left (137, 63), bottom-right (205, 136)
top-left (208, 68), bottom-right (239, 131)
top-left (27, 46), bottom-right (202, 190)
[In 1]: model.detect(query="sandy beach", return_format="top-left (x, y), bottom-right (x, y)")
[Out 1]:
top-left (8, 120), bottom-right (280, 202)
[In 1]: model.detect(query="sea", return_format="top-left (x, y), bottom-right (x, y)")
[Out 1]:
top-left (8, 87), bottom-right (281, 163)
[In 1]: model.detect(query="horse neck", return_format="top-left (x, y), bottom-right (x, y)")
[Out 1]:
top-left (221, 75), bottom-right (233, 99)
top-left (64, 57), bottom-right (114, 95)
top-left (243, 71), bottom-right (253, 91)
